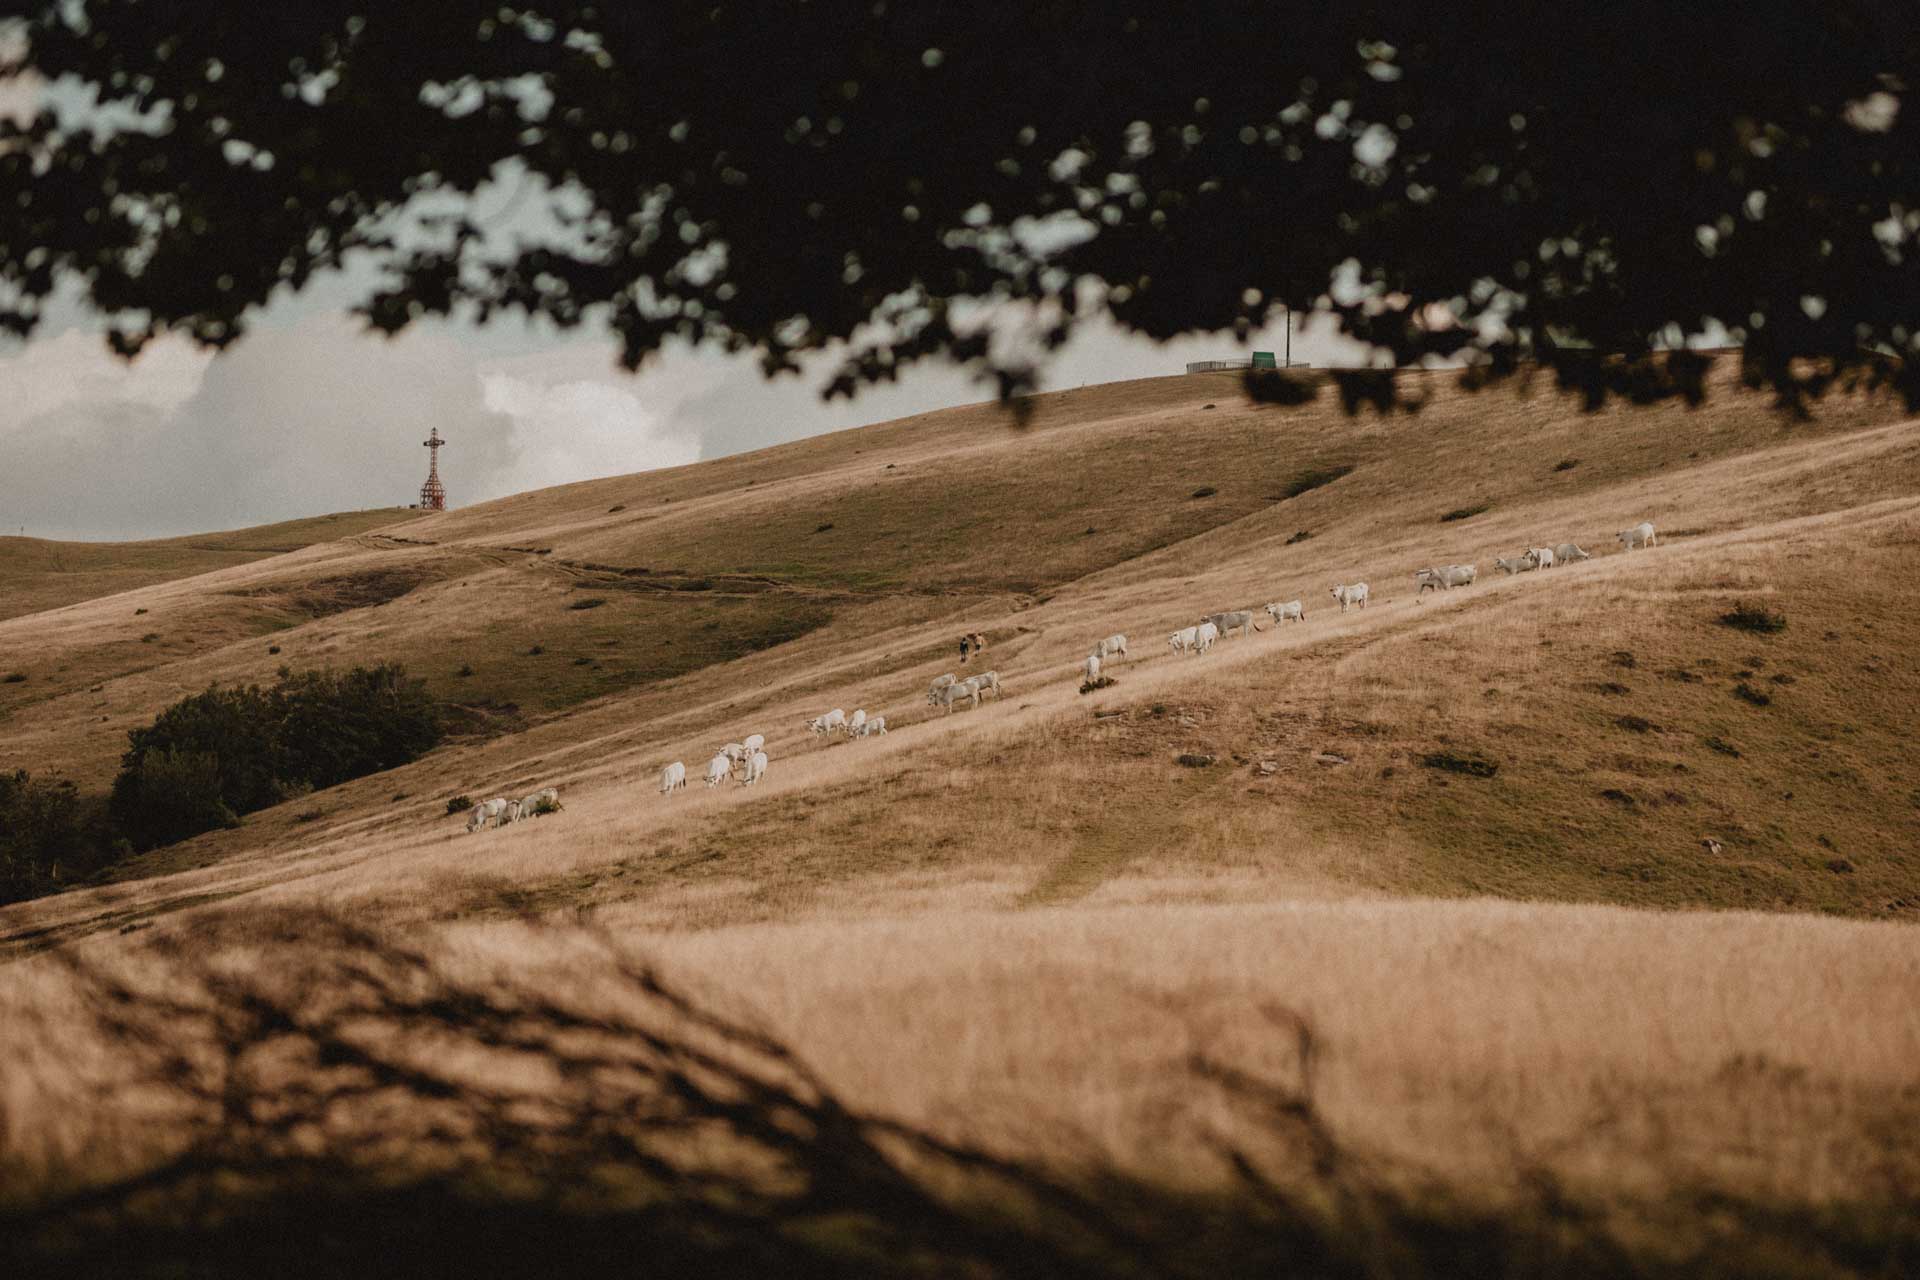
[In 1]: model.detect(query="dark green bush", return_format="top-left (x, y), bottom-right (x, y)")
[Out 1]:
top-left (1719, 603), bottom-right (1787, 634)
top-left (0, 770), bottom-right (123, 905)
top-left (109, 664), bottom-right (441, 852)
top-left (110, 747), bottom-right (240, 852)
top-left (1419, 751), bottom-right (1499, 778)
top-left (446, 795), bottom-right (474, 814)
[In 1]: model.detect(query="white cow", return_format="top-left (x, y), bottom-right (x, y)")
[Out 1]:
top-left (705, 753), bottom-right (732, 787)
top-left (1330, 582), bottom-right (1369, 612)
top-left (522, 786), bottom-right (559, 815)
top-left (808, 708), bottom-right (848, 734)
top-left (660, 761), bottom-right (687, 794)
top-left (742, 733), bottom-right (765, 756)
top-left (1082, 654), bottom-right (1102, 683)
top-left (1194, 621), bottom-right (1220, 653)
top-left (1554, 543), bottom-right (1591, 563)
top-left (1169, 626), bottom-right (1198, 655)
top-left (1204, 610), bottom-right (1257, 639)
top-left (1525, 546), bottom-right (1557, 570)
top-left (1437, 564), bottom-right (1477, 588)
top-left (1093, 634), bottom-right (1129, 662)
top-left (1493, 556), bottom-right (1534, 575)
top-left (972, 670), bottom-right (1002, 699)
top-left (1617, 521), bottom-right (1657, 551)
top-left (1414, 568), bottom-right (1444, 594)
top-left (856, 715), bottom-right (887, 737)
top-left (846, 709), bottom-right (868, 737)
top-left (719, 741), bottom-right (747, 764)
top-left (743, 751), bottom-right (768, 786)
top-left (932, 679), bottom-right (980, 714)
top-left (1264, 600), bottom-right (1305, 625)
top-left (927, 674), bottom-right (957, 704)
top-left (466, 798), bottom-right (508, 833)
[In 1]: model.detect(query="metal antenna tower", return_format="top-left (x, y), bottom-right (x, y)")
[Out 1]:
top-left (419, 427), bottom-right (448, 510)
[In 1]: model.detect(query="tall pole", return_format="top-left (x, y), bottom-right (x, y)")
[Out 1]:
top-left (1284, 305), bottom-right (1292, 368)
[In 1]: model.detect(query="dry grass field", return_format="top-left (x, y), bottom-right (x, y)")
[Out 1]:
top-left (4, 365), bottom-right (1920, 1274)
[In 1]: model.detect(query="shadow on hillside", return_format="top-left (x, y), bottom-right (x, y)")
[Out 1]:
top-left (1, 912), bottom-right (1909, 1279)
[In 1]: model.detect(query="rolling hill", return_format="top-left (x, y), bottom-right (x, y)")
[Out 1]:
top-left (4, 365), bottom-right (1920, 1274)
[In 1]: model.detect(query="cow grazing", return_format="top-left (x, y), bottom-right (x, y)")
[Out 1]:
top-left (742, 733), bottom-right (766, 756)
top-left (719, 741), bottom-right (747, 764)
top-left (521, 786), bottom-right (559, 815)
top-left (1526, 546), bottom-right (1557, 569)
top-left (1617, 521), bottom-right (1657, 551)
top-left (927, 673), bottom-right (957, 704)
top-left (1493, 556), bottom-right (1534, 575)
top-left (1194, 621), bottom-right (1220, 653)
top-left (972, 669), bottom-right (1002, 699)
top-left (1437, 564), bottom-right (1477, 588)
top-left (466, 798), bottom-right (508, 833)
top-left (659, 762), bottom-right (687, 794)
top-left (1169, 626), bottom-right (1198, 655)
top-left (808, 708), bottom-right (848, 734)
top-left (846, 709), bottom-right (868, 737)
top-left (1264, 600), bottom-right (1305, 625)
top-left (932, 680), bottom-right (980, 714)
top-left (1330, 582), bottom-right (1369, 612)
top-left (1082, 654), bottom-right (1102, 683)
top-left (1093, 633), bottom-right (1129, 662)
top-left (1554, 543), bottom-right (1591, 563)
top-left (1414, 568), bottom-right (1443, 594)
top-left (1204, 610), bottom-right (1258, 639)
top-left (856, 715), bottom-right (887, 737)
top-left (743, 751), bottom-right (768, 786)
top-left (705, 753), bottom-right (733, 787)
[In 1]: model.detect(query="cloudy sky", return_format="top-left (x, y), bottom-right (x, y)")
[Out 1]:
top-left (0, 291), bottom-right (1363, 542)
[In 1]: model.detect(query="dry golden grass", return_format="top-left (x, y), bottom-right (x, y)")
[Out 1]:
top-left (4, 365), bottom-right (1920, 1269)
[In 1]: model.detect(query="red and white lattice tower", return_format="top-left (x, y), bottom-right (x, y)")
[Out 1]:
top-left (419, 427), bottom-right (447, 510)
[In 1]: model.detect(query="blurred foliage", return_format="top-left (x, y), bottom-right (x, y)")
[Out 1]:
top-left (3, 3), bottom-right (1918, 410)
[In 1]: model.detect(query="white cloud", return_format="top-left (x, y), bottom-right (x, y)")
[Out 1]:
top-left (480, 366), bottom-right (701, 490)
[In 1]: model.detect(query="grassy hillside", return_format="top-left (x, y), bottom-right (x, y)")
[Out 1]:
top-left (4, 365), bottom-right (1920, 1273)
top-left (0, 508), bottom-right (427, 622)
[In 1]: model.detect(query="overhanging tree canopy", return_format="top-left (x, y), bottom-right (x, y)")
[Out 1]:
top-left (4, 2), bottom-right (1918, 409)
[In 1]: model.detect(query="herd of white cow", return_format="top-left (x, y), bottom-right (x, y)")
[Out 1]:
top-left (465, 518), bottom-right (1659, 825)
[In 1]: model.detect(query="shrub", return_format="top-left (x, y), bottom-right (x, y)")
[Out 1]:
top-left (457, 664), bottom-right (474, 677)
top-left (1282, 465), bottom-right (1354, 499)
top-left (141, 632), bottom-right (159, 643)
top-left (568, 597), bottom-right (606, 610)
top-left (267, 645), bottom-right (281, 655)
top-left (1553, 458), bottom-right (1580, 472)
top-left (531, 796), bottom-right (562, 817)
top-left (293, 810), bottom-right (324, 824)
top-left (1078, 676), bottom-right (1118, 694)
top-left (1719, 602), bottom-right (1786, 634)
top-left (2, 672), bottom-right (25, 684)
top-left (813, 522), bottom-right (835, 533)
top-left (445, 795), bottom-right (474, 814)
top-left (1703, 735), bottom-right (1742, 757)
top-left (607, 504), bottom-right (626, 513)
top-left (1440, 503), bottom-right (1491, 523)
top-left (572, 656), bottom-right (593, 666)
top-left (110, 747), bottom-right (240, 851)
top-left (1419, 751), bottom-right (1498, 778)
top-left (1190, 486), bottom-right (1217, 499)
top-left (1733, 682), bottom-right (1772, 707)
top-left (0, 770), bottom-right (122, 906)
top-left (134, 607), bottom-right (148, 615)
top-left (1614, 715), bottom-right (1660, 733)
top-left (527, 644), bottom-right (545, 656)
top-left (109, 664), bottom-right (442, 852)
top-left (1285, 530), bottom-right (1313, 545)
